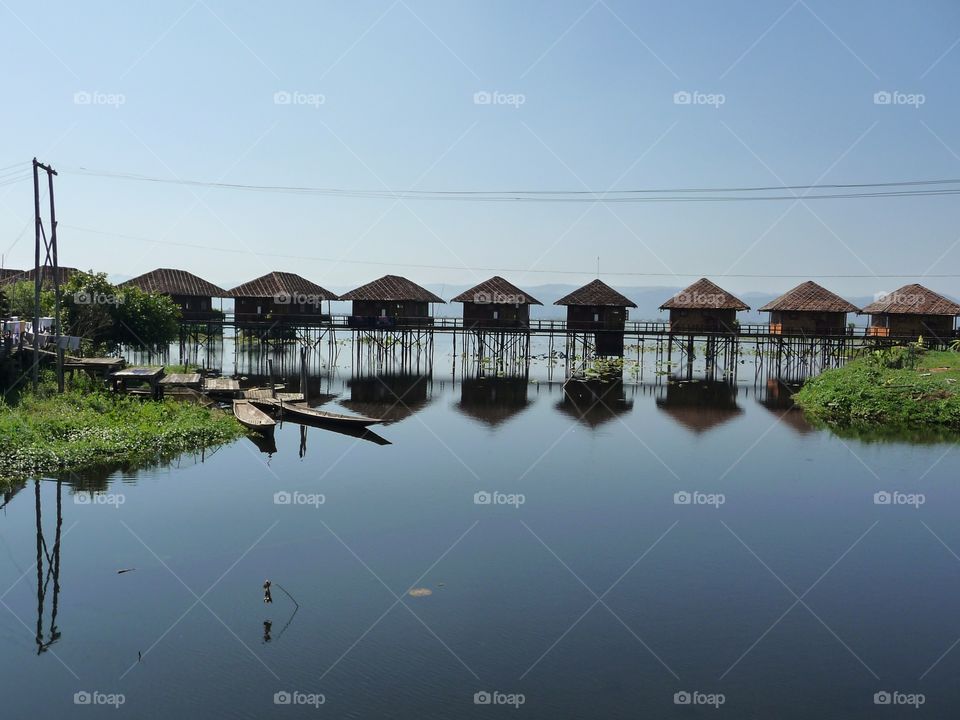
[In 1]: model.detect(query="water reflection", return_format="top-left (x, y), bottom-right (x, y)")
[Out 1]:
top-left (656, 380), bottom-right (743, 434)
top-left (457, 375), bottom-right (531, 427)
top-left (34, 480), bottom-right (63, 655)
top-left (758, 378), bottom-right (815, 435)
top-left (340, 373), bottom-right (433, 424)
top-left (556, 378), bottom-right (634, 428)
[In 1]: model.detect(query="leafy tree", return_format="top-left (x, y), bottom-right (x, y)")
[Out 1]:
top-left (6, 280), bottom-right (55, 318)
top-left (114, 287), bottom-right (180, 349)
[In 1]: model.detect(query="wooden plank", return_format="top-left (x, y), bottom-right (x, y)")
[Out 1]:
top-left (160, 372), bottom-right (202, 387)
top-left (111, 366), bottom-right (164, 380)
top-left (242, 387), bottom-right (304, 402)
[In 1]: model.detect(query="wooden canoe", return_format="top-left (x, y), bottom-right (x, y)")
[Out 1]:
top-left (233, 400), bottom-right (277, 437)
top-left (250, 397), bottom-right (381, 429)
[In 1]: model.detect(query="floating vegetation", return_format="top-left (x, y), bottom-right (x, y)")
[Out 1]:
top-left (407, 587), bottom-right (433, 597)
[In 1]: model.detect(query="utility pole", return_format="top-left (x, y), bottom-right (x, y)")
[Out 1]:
top-left (32, 158), bottom-right (61, 391)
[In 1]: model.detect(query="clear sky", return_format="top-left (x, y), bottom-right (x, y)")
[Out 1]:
top-left (1, 0), bottom-right (959, 298)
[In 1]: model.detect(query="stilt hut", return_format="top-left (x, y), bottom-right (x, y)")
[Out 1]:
top-left (121, 268), bottom-right (227, 321)
top-left (555, 279), bottom-right (636, 330)
top-left (758, 281), bottom-right (858, 336)
top-left (341, 275), bottom-right (444, 328)
top-left (451, 276), bottom-right (541, 329)
top-left (229, 272), bottom-right (337, 323)
top-left (860, 284), bottom-right (960, 341)
top-left (660, 278), bottom-right (749, 333)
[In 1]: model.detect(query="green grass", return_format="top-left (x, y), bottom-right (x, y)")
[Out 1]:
top-left (0, 378), bottom-right (243, 483)
top-left (793, 349), bottom-right (960, 433)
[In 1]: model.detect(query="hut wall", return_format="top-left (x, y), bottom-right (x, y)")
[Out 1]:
top-left (565, 305), bottom-right (627, 330)
top-left (668, 308), bottom-right (738, 333)
top-left (234, 297), bottom-right (328, 322)
top-left (871, 314), bottom-right (956, 339)
top-left (170, 294), bottom-right (219, 321)
top-left (769, 311), bottom-right (848, 335)
top-left (350, 300), bottom-right (432, 325)
top-left (462, 302), bottom-right (530, 329)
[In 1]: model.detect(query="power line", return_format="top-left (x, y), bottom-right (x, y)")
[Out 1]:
top-left (61, 167), bottom-right (960, 203)
top-left (58, 223), bottom-right (960, 279)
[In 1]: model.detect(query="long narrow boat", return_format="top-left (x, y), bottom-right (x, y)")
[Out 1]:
top-left (250, 397), bottom-right (381, 429)
top-left (233, 399), bottom-right (277, 438)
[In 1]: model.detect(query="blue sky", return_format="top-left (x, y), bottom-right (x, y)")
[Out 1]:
top-left (1, 0), bottom-right (959, 298)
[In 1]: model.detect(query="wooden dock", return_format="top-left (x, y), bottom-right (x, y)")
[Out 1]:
top-left (242, 387), bottom-right (304, 402)
top-left (203, 377), bottom-right (241, 397)
top-left (159, 372), bottom-right (203, 390)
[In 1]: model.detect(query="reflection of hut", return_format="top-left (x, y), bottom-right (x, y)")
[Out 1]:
top-left (759, 378), bottom-right (814, 435)
top-left (457, 376), bottom-right (530, 427)
top-left (229, 272), bottom-right (337, 323)
top-left (555, 280), bottom-right (637, 356)
top-left (341, 374), bottom-right (432, 423)
top-left (860, 284), bottom-right (960, 341)
top-left (556, 379), bottom-right (633, 428)
top-left (660, 278), bottom-right (749, 333)
top-left (120, 268), bottom-right (226, 321)
top-left (655, 380), bottom-right (743, 434)
top-left (341, 275), bottom-right (444, 328)
top-left (452, 276), bottom-right (541, 329)
top-left (759, 281), bottom-right (858, 336)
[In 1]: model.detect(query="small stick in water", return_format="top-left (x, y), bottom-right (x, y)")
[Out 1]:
top-left (263, 580), bottom-right (273, 604)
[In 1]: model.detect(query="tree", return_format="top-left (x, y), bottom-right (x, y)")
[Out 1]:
top-left (6, 280), bottom-right (55, 318)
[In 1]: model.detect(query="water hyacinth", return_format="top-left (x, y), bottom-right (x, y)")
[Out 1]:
top-left (0, 382), bottom-right (243, 482)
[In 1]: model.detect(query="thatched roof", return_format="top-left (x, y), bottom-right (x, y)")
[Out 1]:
top-left (660, 278), bottom-right (749, 310)
top-left (341, 275), bottom-right (444, 303)
top-left (6, 266), bottom-right (79, 286)
top-left (0, 268), bottom-right (26, 285)
top-left (860, 283), bottom-right (960, 316)
top-left (555, 279), bottom-right (636, 308)
top-left (121, 268), bottom-right (227, 297)
top-left (758, 281), bottom-right (859, 313)
top-left (451, 276), bottom-right (541, 305)
top-left (229, 272), bottom-right (338, 300)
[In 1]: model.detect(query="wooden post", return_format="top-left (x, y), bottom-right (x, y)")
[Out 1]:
top-left (32, 159), bottom-right (40, 389)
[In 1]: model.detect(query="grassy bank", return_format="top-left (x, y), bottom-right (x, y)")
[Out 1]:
top-left (793, 348), bottom-right (960, 432)
top-left (0, 378), bottom-right (243, 483)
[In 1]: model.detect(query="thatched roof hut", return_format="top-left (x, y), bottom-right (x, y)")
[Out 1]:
top-left (860, 283), bottom-right (960, 340)
top-left (452, 276), bottom-right (541, 329)
top-left (342, 275), bottom-right (444, 327)
top-left (758, 281), bottom-right (858, 335)
top-left (122, 268), bottom-right (228, 321)
top-left (660, 278), bottom-right (748, 333)
top-left (229, 271), bottom-right (337, 322)
top-left (555, 280), bottom-right (636, 348)
top-left (555, 279), bottom-right (637, 309)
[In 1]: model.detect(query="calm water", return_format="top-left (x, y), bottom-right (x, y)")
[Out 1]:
top-left (2, 343), bottom-right (959, 718)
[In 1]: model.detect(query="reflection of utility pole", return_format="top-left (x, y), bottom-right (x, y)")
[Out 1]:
top-left (34, 479), bottom-right (63, 654)
top-left (32, 158), bottom-right (62, 392)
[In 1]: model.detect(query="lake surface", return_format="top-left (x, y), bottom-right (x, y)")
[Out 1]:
top-left (2, 340), bottom-right (959, 718)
